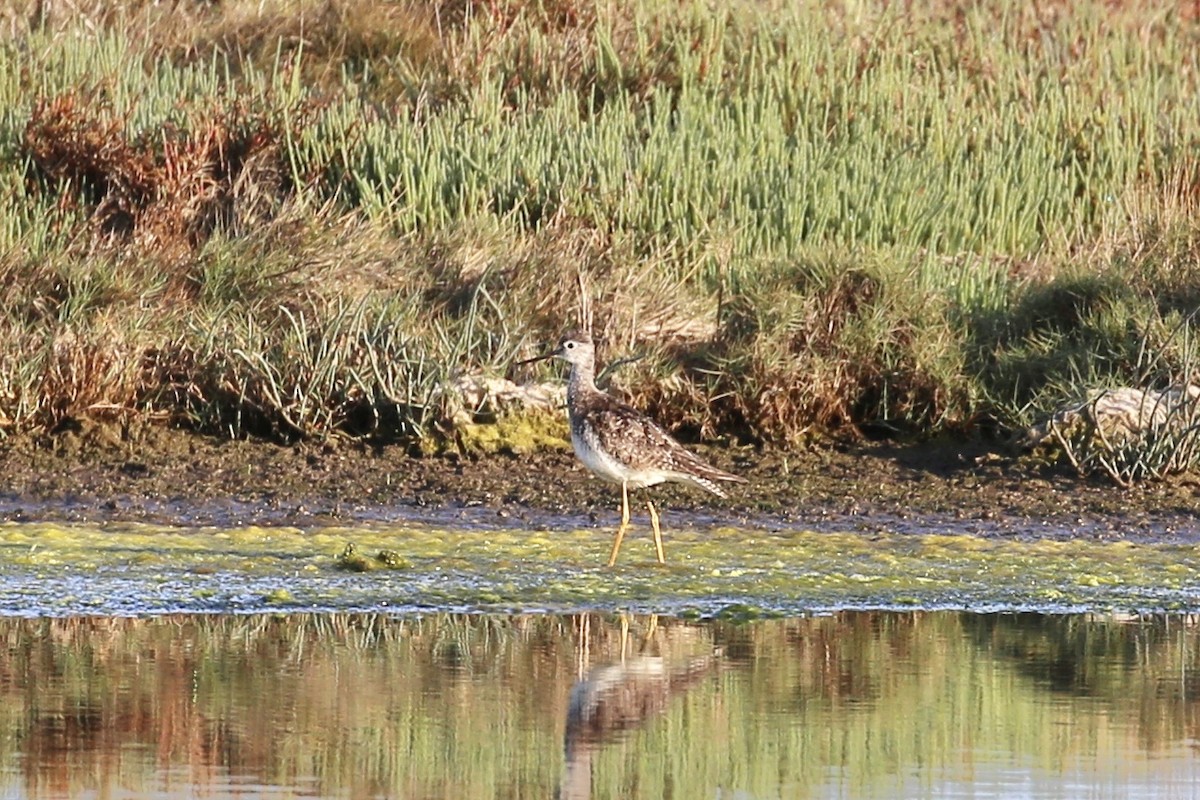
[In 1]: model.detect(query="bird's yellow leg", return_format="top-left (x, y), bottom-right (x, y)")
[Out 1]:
top-left (647, 500), bottom-right (665, 564)
top-left (607, 481), bottom-right (631, 567)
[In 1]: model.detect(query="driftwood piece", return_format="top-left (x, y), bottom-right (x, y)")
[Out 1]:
top-left (1023, 385), bottom-right (1200, 447)
top-left (1021, 385), bottom-right (1200, 484)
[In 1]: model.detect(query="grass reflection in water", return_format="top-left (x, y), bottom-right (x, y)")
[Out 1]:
top-left (0, 611), bottom-right (1197, 799)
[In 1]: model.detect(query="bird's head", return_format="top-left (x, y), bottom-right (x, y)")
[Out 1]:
top-left (550, 330), bottom-right (594, 366)
top-left (519, 329), bottom-right (595, 368)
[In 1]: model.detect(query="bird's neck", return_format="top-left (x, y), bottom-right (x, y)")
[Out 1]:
top-left (566, 360), bottom-right (598, 408)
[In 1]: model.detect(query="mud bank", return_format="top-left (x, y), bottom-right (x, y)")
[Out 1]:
top-left (0, 423), bottom-right (1196, 539)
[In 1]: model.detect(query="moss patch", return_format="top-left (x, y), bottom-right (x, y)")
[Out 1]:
top-left (0, 521), bottom-right (1197, 617)
top-left (452, 412), bottom-right (570, 456)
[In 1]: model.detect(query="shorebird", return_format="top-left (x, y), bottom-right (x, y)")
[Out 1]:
top-left (519, 330), bottom-right (746, 566)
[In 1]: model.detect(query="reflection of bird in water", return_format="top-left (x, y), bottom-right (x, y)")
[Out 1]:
top-left (557, 636), bottom-right (719, 799)
top-left (519, 329), bottom-right (746, 566)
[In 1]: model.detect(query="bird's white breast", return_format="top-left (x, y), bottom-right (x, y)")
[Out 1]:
top-left (571, 427), bottom-right (669, 489)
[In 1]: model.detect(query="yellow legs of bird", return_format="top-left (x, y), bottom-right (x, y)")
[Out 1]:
top-left (647, 501), bottom-right (665, 564)
top-left (607, 482), bottom-right (666, 567)
top-left (607, 483), bottom-right (630, 567)
top-left (618, 613), bottom-right (661, 662)
top-left (617, 613), bottom-right (660, 662)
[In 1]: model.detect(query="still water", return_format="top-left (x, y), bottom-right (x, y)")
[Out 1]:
top-left (1, 611), bottom-right (1197, 799)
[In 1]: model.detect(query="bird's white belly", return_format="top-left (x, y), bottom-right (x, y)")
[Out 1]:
top-left (571, 428), bottom-right (667, 488)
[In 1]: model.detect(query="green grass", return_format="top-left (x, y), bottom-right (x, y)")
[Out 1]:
top-left (1, 0), bottom-right (1200, 473)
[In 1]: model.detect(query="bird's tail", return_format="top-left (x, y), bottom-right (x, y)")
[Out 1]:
top-left (682, 464), bottom-right (747, 497)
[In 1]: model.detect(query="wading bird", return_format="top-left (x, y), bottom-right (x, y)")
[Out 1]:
top-left (519, 330), bottom-right (746, 566)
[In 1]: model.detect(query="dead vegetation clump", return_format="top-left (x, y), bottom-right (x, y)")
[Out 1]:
top-left (0, 306), bottom-right (157, 434)
top-left (22, 94), bottom-right (295, 262)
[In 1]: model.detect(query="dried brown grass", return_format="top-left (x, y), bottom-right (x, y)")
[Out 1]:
top-left (23, 93), bottom-right (296, 264)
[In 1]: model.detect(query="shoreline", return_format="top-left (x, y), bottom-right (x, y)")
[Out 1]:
top-left (1, 424), bottom-right (1197, 540)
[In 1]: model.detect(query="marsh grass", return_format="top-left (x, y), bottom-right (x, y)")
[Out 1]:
top-left (1, 0), bottom-right (1199, 475)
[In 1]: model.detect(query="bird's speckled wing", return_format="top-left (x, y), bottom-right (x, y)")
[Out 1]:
top-left (586, 399), bottom-right (745, 494)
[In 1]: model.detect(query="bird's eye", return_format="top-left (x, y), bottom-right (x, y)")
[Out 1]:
top-left (565, 342), bottom-right (575, 349)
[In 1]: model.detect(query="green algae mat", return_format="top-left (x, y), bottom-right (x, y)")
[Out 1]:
top-left (1, 522), bottom-right (1198, 616)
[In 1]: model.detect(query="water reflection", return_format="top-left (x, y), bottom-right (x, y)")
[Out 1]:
top-left (0, 612), bottom-right (1197, 798)
top-left (561, 616), bottom-right (720, 799)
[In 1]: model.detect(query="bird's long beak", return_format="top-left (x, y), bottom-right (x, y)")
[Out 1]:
top-left (515, 350), bottom-right (555, 366)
